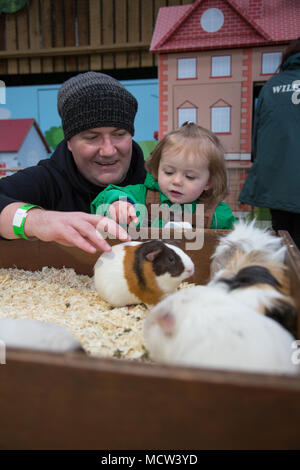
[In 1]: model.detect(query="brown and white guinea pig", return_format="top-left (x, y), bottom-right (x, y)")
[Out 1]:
top-left (94, 240), bottom-right (195, 307)
top-left (144, 285), bottom-right (299, 375)
top-left (210, 219), bottom-right (286, 278)
top-left (209, 249), bottom-right (297, 338)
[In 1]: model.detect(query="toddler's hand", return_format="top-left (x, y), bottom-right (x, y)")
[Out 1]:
top-left (109, 200), bottom-right (138, 225)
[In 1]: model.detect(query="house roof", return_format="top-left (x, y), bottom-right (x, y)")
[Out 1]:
top-left (0, 118), bottom-right (50, 153)
top-left (150, 0), bottom-right (300, 53)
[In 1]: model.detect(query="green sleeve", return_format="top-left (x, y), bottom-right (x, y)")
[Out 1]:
top-left (91, 184), bottom-right (147, 216)
top-left (211, 202), bottom-right (237, 229)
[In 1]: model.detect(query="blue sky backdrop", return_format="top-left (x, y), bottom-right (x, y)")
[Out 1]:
top-left (0, 78), bottom-right (159, 142)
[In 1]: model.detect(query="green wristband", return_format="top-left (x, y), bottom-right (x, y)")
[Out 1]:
top-left (12, 204), bottom-right (41, 240)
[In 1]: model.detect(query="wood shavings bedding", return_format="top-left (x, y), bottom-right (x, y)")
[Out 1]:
top-left (0, 266), bottom-right (194, 361)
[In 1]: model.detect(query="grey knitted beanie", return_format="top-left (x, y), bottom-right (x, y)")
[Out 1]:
top-left (57, 71), bottom-right (138, 139)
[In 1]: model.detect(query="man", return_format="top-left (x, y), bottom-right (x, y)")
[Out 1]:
top-left (0, 72), bottom-right (146, 253)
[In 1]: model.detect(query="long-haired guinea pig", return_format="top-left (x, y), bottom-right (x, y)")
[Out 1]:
top-left (210, 219), bottom-right (286, 278)
top-left (94, 240), bottom-right (194, 307)
top-left (143, 285), bottom-right (299, 375)
top-left (209, 249), bottom-right (297, 338)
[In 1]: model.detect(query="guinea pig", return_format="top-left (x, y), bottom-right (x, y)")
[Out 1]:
top-left (209, 249), bottom-right (297, 338)
top-left (210, 219), bottom-right (286, 278)
top-left (0, 318), bottom-right (81, 352)
top-left (143, 285), bottom-right (299, 375)
top-left (94, 240), bottom-right (195, 307)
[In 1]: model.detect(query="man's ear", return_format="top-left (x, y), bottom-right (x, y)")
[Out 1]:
top-left (67, 140), bottom-right (72, 152)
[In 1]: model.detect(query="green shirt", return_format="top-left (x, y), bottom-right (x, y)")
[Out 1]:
top-left (91, 173), bottom-right (236, 229)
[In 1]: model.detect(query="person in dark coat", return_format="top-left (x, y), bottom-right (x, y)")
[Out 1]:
top-left (239, 37), bottom-right (300, 249)
top-left (0, 72), bottom-right (146, 253)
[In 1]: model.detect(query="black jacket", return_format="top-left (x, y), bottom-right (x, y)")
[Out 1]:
top-left (239, 53), bottom-right (300, 213)
top-left (0, 139), bottom-right (146, 213)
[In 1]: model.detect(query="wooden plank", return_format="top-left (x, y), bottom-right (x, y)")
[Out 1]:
top-left (53, 0), bottom-right (65, 72)
top-left (0, 15), bottom-right (7, 74)
top-left (102, 0), bottom-right (114, 69)
top-left (29, 0), bottom-right (41, 73)
top-left (40, 0), bottom-right (54, 73)
top-left (141, 0), bottom-right (154, 67)
top-left (77, 0), bottom-right (90, 71)
top-left (5, 12), bottom-right (18, 74)
top-left (0, 60), bottom-right (7, 75)
top-left (89, 0), bottom-right (102, 70)
top-left (0, 42), bottom-right (148, 59)
top-left (1, 339), bottom-right (300, 449)
top-left (168, 0), bottom-right (182, 5)
top-left (279, 231), bottom-right (300, 339)
top-left (16, 4), bottom-right (30, 73)
top-left (115, 0), bottom-right (127, 68)
top-left (0, 15), bottom-right (5, 50)
top-left (64, 0), bottom-right (77, 71)
top-left (127, 0), bottom-right (140, 68)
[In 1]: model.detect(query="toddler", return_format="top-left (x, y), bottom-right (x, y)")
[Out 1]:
top-left (91, 122), bottom-right (236, 229)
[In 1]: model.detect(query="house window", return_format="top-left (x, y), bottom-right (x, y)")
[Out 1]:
top-left (178, 108), bottom-right (197, 127)
top-left (201, 8), bottom-right (224, 33)
top-left (211, 106), bottom-right (230, 133)
top-left (211, 56), bottom-right (231, 77)
top-left (177, 58), bottom-right (197, 79)
top-left (262, 52), bottom-right (282, 74)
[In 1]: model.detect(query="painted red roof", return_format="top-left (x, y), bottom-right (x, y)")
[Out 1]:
top-left (0, 118), bottom-right (50, 152)
top-left (150, 0), bottom-right (300, 53)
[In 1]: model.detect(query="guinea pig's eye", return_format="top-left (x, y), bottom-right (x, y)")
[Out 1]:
top-left (168, 255), bottom-right (175, 263)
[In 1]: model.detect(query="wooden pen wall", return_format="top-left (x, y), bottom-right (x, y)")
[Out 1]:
top-left (0, 0), bottom-right (193, 75)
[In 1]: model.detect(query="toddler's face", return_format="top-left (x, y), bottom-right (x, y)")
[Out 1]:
top-left (158, 150), bottom-right (211, 204)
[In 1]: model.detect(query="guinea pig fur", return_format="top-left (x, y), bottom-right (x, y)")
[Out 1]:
top-left (210, 219), bottom-right (286, 278)
top-left (143, 285), bottom-right (299, 375)
top-left (94, 240), bottom-right (195, 307)
top-left (0, 318), bottom-right (81, 352)
top-left (209, 250), bottom-right (297, 337)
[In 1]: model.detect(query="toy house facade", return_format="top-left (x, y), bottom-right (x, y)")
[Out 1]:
top-left (150, 0), bottom-right (300, 213)
top-left (0, 119), bottom-right (50, 176)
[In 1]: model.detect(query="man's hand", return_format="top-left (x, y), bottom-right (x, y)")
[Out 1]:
top-left (25, 209), bottom-right (131, 253)
top-left (108, 200), bottom-right (138, 225)
top-left (0, 203), bottom-right (131, 253)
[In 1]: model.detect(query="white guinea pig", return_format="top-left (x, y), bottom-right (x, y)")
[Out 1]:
top-left (94, 240), bottom-right (194, 307)
top-left (144, 285), bottom-right (299, 375)
top-left (210, 219), bottom-right (286, 278)
top-left (0, 318), bottom-right (81, 352)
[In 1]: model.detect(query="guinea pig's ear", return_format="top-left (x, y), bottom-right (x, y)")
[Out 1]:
top-left (156, 310), bottom-right (176, 337)
top-left (144, 246), bottom-right (164, 262)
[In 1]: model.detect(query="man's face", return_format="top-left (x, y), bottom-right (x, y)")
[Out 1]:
top-left (67, 127), bottom-right (133, 186)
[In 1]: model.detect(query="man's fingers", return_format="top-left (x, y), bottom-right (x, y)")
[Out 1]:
top-left (59, 226), bottom-right (102, 253)
top-left (96, 217), bottom-right (131, 241)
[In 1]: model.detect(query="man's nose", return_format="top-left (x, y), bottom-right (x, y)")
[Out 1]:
top-left (99, 137), bottom-right (117, 156)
